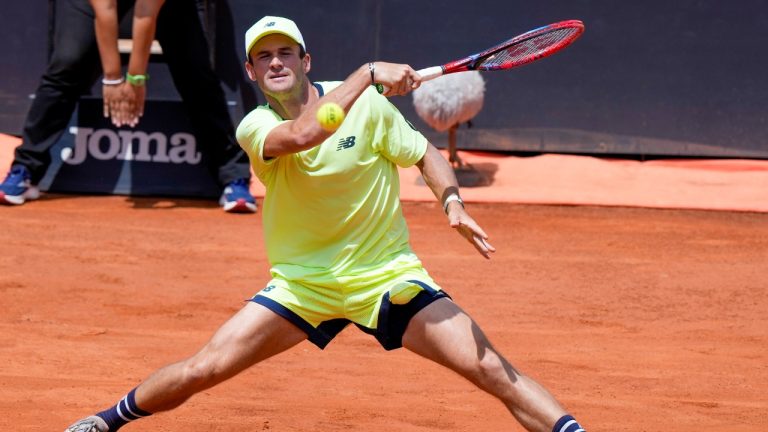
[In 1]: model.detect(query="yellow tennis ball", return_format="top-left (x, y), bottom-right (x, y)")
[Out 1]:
top-left (316, 102), bottom-right (345, 132)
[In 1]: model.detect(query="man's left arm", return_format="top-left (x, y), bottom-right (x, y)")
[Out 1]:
top-left (416, 143), bottom-right (496, 259)
top-left (121, 0), bottom-right (165, 126)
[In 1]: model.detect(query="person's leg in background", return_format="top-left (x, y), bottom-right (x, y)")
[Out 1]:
top-left (155, 0), bottom-right (256, 213)
top-left (0, 0), bottom-right (106, 205)
top-left (1, 0), bottom-right (138, 205)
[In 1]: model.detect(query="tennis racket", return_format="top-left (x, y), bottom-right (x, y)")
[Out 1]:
top-left (386, 20), bottom-right (584, 91)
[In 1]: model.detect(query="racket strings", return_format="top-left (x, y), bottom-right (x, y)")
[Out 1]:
top-left (477, 27), bottom-right (580, 70)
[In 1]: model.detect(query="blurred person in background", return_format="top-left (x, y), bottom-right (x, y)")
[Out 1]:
top-left (0, 0), bottom-right (256, 213)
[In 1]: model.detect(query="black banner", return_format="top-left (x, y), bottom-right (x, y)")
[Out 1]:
top-left (40, 98), bottom-right (220, 198)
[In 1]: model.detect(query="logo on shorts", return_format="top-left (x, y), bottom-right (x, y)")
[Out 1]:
top-left (262, 285), bottom-right (277, 292)
top-left (336, 136), bottom-right (356, 151)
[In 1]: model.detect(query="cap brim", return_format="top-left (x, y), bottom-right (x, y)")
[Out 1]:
top-left (246, 31), bottom-right (304, 58)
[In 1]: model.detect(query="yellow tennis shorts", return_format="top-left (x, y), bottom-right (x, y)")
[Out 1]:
top-left (249, 268), bottom-right (450, 350)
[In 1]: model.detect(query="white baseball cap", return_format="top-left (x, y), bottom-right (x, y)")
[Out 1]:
top-left (244, 16), bottom-right (306, 59)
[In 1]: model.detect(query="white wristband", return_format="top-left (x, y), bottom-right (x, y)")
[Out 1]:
top-left (101, 76), bottom-right (125, 85)
top-left (443, 193), bottom-right (464, 214)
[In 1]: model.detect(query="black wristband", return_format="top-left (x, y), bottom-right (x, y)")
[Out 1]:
top-left (368, 62), bottom-right (375, 85)
top-left (369, 62), bottom-right (384, 94)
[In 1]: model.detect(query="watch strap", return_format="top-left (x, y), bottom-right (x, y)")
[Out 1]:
top-left (443, 193), bottom-right (464, 214)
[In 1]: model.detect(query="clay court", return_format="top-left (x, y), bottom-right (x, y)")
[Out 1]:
top-left (2, 1), bottom-right (767, 430)
top-left (1, 171), bottom-right (767, 431)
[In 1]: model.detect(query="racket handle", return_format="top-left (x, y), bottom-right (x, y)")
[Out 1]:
top-left (416, 66), bottom-right (444, 82)
top-left (376, 66), bottom-right (444, 95)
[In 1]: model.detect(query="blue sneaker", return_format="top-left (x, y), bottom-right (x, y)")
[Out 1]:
top-left (0, 165), bottom-right (40, 205)
top-left (219, 178), bottom-right (257, 213)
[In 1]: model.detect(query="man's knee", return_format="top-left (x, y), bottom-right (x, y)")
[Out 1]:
top-left (180, 355), bottom-right (221, 389)
top-left (473, 348), bottom-right (518, 389)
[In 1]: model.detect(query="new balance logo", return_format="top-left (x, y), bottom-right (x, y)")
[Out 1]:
top-left (336, 136), bottom-right (356, 151)
top-left (265, 22), bottom-right (276, 27)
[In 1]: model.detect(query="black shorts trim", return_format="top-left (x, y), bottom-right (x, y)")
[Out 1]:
top-left (364, 280), bottom-right (451, 351)
top-left (250, 295), bottom-right (350, 349)
top-left (250, 281), bottom-right (450, 351)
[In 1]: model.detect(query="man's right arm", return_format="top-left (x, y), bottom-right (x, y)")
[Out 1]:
top-left (89, 0), bottom-right (125, 124)
top-left (90, 0), bottom-right (122, 80)
top-left (263, 62), bottom-right (421, 159)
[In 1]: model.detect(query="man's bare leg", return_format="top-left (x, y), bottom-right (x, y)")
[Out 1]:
top-left (402, 298), bottom-right (570, 432)
top-left (135, 302), bottom-right (307, 412)
top-left (66, 302), bottom-right (307, 431)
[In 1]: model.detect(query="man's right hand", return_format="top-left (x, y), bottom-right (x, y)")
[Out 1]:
top-left (370, 62), bottom-right (422, 97)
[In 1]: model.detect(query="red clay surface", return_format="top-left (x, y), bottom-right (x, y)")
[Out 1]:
top-left (4, 132), bottom-right (768, 213)
top-left (1, 196), bottom-right (766, 431)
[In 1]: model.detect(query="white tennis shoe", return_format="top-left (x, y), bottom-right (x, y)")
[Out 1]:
top-left (65, 415), bottom-right (109, 432)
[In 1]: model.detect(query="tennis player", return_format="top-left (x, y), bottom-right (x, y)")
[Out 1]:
top-left (65, 16), bottom-right (588, 432)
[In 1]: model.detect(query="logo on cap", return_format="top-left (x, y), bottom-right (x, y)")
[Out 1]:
top-left (245, 16), bottom-right (306, 59)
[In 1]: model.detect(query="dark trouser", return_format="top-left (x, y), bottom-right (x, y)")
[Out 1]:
top-left (14, 0), bottom-right (250, 187)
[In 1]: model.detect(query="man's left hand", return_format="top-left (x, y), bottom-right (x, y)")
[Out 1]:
top-left (447, 207), bottom-right (496, 259)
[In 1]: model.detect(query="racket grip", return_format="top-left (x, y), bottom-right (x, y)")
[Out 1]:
top-left (416, 66), bottom-right (444, 82)
top-left (377, 66), bottom-right (444, 95)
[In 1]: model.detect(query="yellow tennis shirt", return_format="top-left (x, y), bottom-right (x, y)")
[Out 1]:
top-left (236, 82), bottom-right (428, 288)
